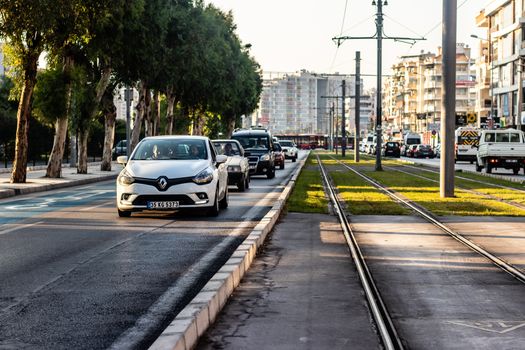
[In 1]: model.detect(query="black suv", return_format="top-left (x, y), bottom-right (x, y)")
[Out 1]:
top-left (382, 141), bottom-right (401, 157)
top-left (232, 127), bottom-right (276, 179)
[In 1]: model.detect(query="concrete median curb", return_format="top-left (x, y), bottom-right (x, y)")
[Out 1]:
top-left (149, 157), bottom-right (307, 350)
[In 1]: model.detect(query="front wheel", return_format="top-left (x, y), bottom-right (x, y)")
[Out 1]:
top-left (237, 175), bottom-right (246, 191)
top-left (219, 185), bottom-right (228, 209)
top-left (292, 156), bottom-right (297, 162)
top-left (118, 209), bottom-right (131, 217)
top-left (207, 188), bottom-right (220, 216)
top-left (513, 167), bottom-right (519, 175)
top-left (267, 166), bottom-right (275, 179)
top-left (280, 162), bottom-right (285, 170)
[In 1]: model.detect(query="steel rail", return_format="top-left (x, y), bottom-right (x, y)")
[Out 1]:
top-left (330, 156), bottom-right (525, 284)
top-left (400, 163), bottom-right (525, 194)
top-left (316, 155), bottom-right (404, 350)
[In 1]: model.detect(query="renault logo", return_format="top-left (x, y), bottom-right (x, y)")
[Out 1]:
top-left (157, 176), bottom-right (168, 191)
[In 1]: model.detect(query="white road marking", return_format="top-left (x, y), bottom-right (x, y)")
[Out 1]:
top-left (80, 201), bottom-right (113, 211)
top-left (445, 320), bottom-right (525, 334)
top-left (0, 221), bottom-right (44, 236)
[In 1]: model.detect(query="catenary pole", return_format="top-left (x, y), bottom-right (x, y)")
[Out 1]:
top-left (342, 80), bottom-right (346, 157)
top-left (375, 1), bottom-right (383, 170)
top-left (126, 87), bottom-right (132, 157)
top-left (332, 1), bottom-right (425, 171)
top-left (440, 0), bottom-right (456, 197)
top-left (355, 51), bottom-right (361, 162)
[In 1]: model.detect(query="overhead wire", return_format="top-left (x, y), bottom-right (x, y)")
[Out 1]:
top-left (329, 0), bottom-right (350, 73)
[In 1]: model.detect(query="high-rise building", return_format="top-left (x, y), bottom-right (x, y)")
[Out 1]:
top-left (256, 70), bottom-right (364, 136)
top-left (383, 44), bottom-right (476, 137)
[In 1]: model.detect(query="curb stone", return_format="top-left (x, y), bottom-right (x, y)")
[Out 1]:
top-left (149, 156), bottom-right (307, 350)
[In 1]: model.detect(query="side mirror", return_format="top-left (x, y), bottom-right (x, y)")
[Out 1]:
top-left (117, 156), bottom-right (128, 165)
top-left (216, 155), bottom-right (228, 165)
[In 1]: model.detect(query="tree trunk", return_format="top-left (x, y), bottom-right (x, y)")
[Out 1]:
top-left (77, 129), bottom-right (89, 174)
top-left (46, 117), bottom-right (68, 178)
top-left (152, 91), bottom-right (160, 136)
top-left (226, 116), bottom-right (236, 138)
top-left (100, 104), bottom-right (116, 171)
top-left (130, 82), bottom-right (147, 152)
top-left (46, 55), bottom-right (75, 178)
top-left (165, 89), bottom-right (176, 135)
top-left (10, 54), bottom-right (39, 183)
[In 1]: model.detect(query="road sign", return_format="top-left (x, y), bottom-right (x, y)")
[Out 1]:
top-left (431, 130), bottom-right (437, 136)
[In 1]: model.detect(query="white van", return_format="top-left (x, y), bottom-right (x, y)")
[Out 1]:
top-left (455, 127), bottom-right (480, 163)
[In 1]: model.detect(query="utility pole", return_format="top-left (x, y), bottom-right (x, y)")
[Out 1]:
top-left (329, 104), bottom-right (335, 151)
top-left (332, 1), bottom-right (425, 170)
top-left (341, 80), bottom-right (346, 157)
top-left (355, 51), bottom-right (361, 162)
top-left (440, 0), bottom-right (456, 198)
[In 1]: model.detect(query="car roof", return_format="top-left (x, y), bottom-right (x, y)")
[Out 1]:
top-left (141, 135), bottom-right (209, 141)
top-left (232, 129), bottom-right (271, 136)
top-left (212, 139), bottom-right (241, 144)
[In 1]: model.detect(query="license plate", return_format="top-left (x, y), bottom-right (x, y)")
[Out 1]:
top-left (507, 160), bottom-right (518, 163)
top-left (147, 201), bottom-right (179, 209)
top-left (249, 165), bottom-right (256, 169)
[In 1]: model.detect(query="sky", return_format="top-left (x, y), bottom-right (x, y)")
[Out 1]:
top-left (208, 0), bottom-right (490, 87)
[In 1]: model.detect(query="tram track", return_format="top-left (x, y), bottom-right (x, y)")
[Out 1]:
top-left (381, 164), bottom-right (525, 211)
top-left (316, 154), bottom-right (404, 350)
top-left (325, 155), bottom-right (525, 285)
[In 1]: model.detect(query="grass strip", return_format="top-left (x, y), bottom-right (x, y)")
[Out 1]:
top-left (364, 169), bottom-right (525, 216)
top-left (287, 153), bottom-right (328, 213)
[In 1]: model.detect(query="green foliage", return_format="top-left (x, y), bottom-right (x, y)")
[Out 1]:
top-left (32, 67), bottom-right (67, 125)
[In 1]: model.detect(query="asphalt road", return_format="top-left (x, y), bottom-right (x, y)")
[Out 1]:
top-left (0, 154), bottom-right (304, 350)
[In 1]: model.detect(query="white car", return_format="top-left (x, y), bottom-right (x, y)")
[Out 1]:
top-left (116, 136), bottom-right (229, 217)
top-left (278, 140), bottom-right (298, 162)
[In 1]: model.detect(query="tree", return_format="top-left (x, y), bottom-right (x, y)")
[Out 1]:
top-left (44, 0), bottom-right (113, 178)
top-left (0, 0), bottom-right (57, 182)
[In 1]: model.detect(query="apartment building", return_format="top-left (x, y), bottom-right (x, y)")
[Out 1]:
top-left (383, 44), bottom-right (476, 136)
top-left (476, 0), bottom-right (525, 130)
top-left (256, 70), bottom-right (361, 136)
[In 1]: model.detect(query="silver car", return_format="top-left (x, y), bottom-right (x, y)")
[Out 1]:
top-left (116, 136), bottom-right (229, 217)
top-left (212, 139), bottom-right (250, 191)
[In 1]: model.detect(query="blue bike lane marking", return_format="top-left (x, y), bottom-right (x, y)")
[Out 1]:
top-left (0, 183), bottom-right (115, 226)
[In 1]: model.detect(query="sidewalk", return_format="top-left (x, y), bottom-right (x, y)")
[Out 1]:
top-left (196, 212), bottom-right (381, 350)
top-left (0, 162), bottom-right (122, 199)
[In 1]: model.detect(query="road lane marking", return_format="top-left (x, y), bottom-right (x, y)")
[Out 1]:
top-left (0, 221), bottom-right (44, 235)
top-left (79, 200), bottom-right (113, 211)
top-left (445, 320), bottom-right (525, 334)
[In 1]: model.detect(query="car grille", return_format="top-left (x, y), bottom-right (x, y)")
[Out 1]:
top-left (134, 176), bottom-right (194, 191)
top-left (248, 156), bottom-right (259, 165)
top-left (132, 195), bottom-right (195, 206)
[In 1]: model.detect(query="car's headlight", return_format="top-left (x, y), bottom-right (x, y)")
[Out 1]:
top-left (260, 154), bottom-right (270, 161)
top-left (193, 168), bottom-right (214, 184)
top-left (118, 169), bottom-right (135, 186)
top-left (228, 165), bottom-right (241, 172)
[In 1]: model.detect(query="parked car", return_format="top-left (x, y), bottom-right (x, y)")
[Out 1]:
top-left (382, 141), bottom-right (401, 157)
top-left (232, 127), bottom-right (276, 179)
top-left (116, 136), bottom-right (229, 217)
top-left (112, 139), bottom-right (127, 160)
top-left (414, 144), bottom-right (435, 158)
top-left (406, 144), bottom-right (419, 158)
top-left (434, 144), bottom-right (441, 158)
top-left (212, 139), bottom-right (250, 191)
top-left (278, 140), bottom-right (298, 162)
top-left (273, 142), bottom-right (285, 169)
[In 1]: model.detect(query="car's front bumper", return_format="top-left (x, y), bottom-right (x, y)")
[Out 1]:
top-left (117, 181), bottom-right (217, 211)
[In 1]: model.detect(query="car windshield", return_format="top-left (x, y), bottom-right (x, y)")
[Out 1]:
top-left (213, 141), bottom-right (242, 156)
top-left (279, 141), bottom-right (293, 147)
top-left (274, 143), bottom-right (282, 151)
top-left (419, 145), bottom-right (430, 150)
top-left (233, 135), bottom-right (269, 150)
top-left (132, 139), bottom-right (208, 160)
